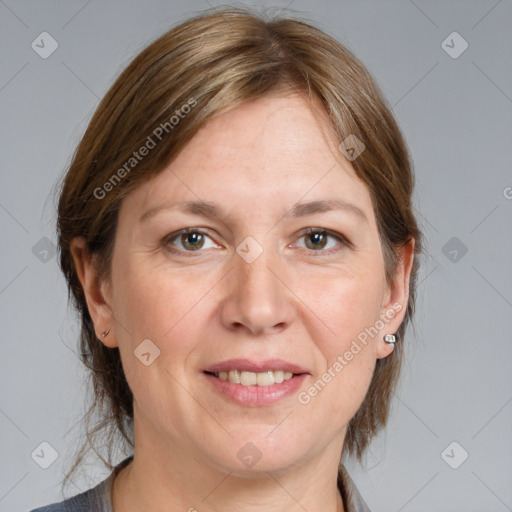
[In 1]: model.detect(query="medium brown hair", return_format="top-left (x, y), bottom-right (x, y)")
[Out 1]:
top-left (57, 6), bottom-right (422, 488)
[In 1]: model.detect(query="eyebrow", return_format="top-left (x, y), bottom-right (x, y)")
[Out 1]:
top-left (139, 199), bottom-right (368, 224)
top-left (286, 199), bottom-right (368, 223)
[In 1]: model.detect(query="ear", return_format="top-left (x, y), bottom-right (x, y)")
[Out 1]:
top-left (70, 237), bottom-right (118, 348)
top-left (376, 237), bottom-right (415, 359)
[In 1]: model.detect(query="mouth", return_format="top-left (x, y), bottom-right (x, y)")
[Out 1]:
top-left (204, 369), bottom-right (301, 386)
top-left (202, 359), bottom-right (309, 407)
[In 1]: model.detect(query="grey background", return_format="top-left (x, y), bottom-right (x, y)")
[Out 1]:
top-left (1, 0), bottom-right (511, 511)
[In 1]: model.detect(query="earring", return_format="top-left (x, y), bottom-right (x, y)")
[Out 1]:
top-left (383, 334), bottom-right (396, 345)
top-left (101, 328), bottom-right (111, 338)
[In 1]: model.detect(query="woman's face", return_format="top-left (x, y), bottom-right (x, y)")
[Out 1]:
top-left (77, 92), bottom-right (413, 475)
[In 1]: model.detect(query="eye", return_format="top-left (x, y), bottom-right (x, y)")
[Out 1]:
top-left (295, 228), bottom-right (349, 253)
top-left (164, 228), bottom-right (219, 254)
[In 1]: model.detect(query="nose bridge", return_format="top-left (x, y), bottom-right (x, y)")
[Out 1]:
top-left (238, 246), bottom-right (277, 296)
top-left (221, 238), bottom-right (293, 334)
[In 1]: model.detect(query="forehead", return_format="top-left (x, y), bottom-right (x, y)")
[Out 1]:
top-left (175, 92), bottom-right (352, 179)
top-left (122, 92), bottom-right (374, 222)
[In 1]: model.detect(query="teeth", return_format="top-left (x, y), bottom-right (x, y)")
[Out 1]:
top-left (240, 371), bottom-right (257, 386)
top-left (215, 370), bottom-right (294, 386)
top-left (257, 371), bottom-right (274, 386)
top-left (229, 370), bottom-right (240, 383)
top-left (274, 370), bottom-right (285, 384)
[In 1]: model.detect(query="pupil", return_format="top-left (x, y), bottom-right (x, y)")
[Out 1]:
top-left (307, 232), bottom-right (326, 250)
top-left (184, 232), bottom-right (203, 249)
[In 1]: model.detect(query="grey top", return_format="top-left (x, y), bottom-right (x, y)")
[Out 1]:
top-left (30, 457), bottom-right (371, 512)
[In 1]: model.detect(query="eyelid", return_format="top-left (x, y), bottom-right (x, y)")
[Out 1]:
top-left (297, 227), bottom-right (353, 251)
top-left (163, 227), bottom-right (352, 255)
top-left (163, 227), bottom-right (220, 255)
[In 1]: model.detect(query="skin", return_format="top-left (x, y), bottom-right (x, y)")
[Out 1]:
top-left (71, 91), bottom-right (415, 512)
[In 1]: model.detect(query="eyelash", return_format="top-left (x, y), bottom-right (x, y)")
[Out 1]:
top-left (163, 227), bottom-right (351, 257)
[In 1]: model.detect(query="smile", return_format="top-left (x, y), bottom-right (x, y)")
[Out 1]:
top-left (203, 371), bottom-right (308, 407)
top-left (207, 370), bottom-right (295, 386)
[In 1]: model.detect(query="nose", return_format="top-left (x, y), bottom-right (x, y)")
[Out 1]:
top-left (219, 244), bottom-right (295, 336)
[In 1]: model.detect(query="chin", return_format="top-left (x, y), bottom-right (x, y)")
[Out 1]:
top-left (203, 429), bottom-right (309, 476)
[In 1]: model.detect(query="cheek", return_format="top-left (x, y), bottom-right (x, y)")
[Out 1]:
top-left (319, 355), bottom-right (375, 425)
top-left (111, 258), bottom-right (213, 365)
top-left (304, 263), bottom-right (385, 348)
top-left (110, 264), bottom-right (207, 417)
top-left (296, 264), bottom-right (383, 414)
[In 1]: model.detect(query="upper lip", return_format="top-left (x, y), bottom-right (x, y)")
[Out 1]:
top-left (204, 358), bottom-right (309, 374)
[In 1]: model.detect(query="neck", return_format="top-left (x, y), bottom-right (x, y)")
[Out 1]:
top-left (112, 408), bottom-right (346, 512)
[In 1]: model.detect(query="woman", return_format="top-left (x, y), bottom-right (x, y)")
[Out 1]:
top-left (31, 6), bottom-right (422, 512)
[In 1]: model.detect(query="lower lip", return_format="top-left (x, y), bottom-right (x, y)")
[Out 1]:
top-left (203, 372), bottom-right (308, 407)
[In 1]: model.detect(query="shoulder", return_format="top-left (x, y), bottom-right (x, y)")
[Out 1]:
top-left (29, 456), bottom-right (133, 512)
top-left (28, 471), bottom-right (114, 512)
